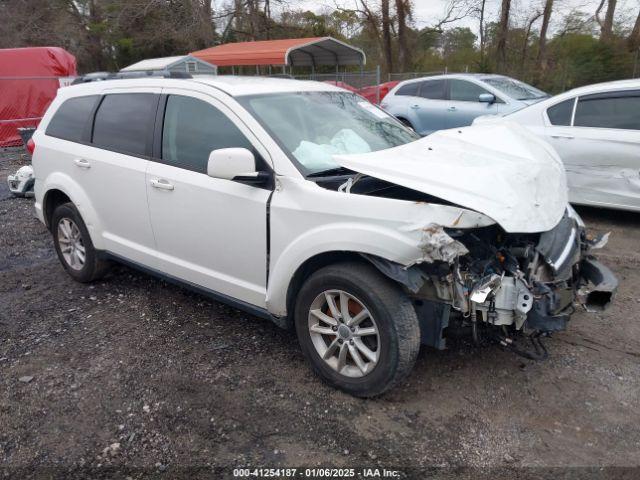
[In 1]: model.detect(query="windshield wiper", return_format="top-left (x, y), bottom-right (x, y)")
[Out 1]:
top-left (307, 166), bottom-right (355, 178)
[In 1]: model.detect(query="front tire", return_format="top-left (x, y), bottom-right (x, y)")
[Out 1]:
top-left (51, 202), bottom-right (110, 283)
top-left (294, 262), bottom-right (420, 397)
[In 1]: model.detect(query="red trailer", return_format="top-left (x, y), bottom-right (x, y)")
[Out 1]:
top-left (0, 47), bottom-right (77, 147)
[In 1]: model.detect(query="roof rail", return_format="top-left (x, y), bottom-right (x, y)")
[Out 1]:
top-left (71, 70), bottom-right (192, 85)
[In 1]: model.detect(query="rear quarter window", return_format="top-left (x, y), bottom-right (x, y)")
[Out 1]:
top-left (45, 95), bottom-right (100, 143)
top-left (546, 98), bottom-right (575, 126)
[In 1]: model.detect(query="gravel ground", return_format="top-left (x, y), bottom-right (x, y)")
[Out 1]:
top-left (1, 148), bottom-right (639, 479)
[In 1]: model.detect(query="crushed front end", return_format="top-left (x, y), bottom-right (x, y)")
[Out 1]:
top-left (404, 207), bottom-right (617, 358)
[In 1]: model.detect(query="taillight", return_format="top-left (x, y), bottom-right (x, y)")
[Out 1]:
top-left (26, 138), bottom-right (35, 155)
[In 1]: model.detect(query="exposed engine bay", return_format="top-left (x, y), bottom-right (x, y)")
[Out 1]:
top-left (309, 123), bottom-right (618, 360)
top-left (315, 173), bottom-right (618, 360)
top-left (386, 208), bottom-right (616, 359)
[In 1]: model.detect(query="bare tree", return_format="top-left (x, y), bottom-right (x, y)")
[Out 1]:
top-left (628, 9), bottom-right (640, 51)
top-left (536, 0), bottom-right (554, 74)
top-left (596, 0), bottom-right (617, 41)
top-left (496, 0), bottom-right (511, 71)
top-left (478, 0), bottom-right (487, 66)
top-left (521, 10), bottom-right (543, 71)
top-left (381, 0), bottom-right (393, 72)
top-left (432, 0), bottom-right (475, 32)
top-left (395, 0), bottom-right (410, 71)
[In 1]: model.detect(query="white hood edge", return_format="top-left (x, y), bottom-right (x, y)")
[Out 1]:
top-left (333, 122), bottom-right (568, 233)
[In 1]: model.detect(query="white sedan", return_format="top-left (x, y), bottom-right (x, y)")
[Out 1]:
top-left (475, 79), bottom-right (640, 212)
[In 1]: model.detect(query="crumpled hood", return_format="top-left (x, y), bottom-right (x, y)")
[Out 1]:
top-left (333, 122), bottom-right (568, 233)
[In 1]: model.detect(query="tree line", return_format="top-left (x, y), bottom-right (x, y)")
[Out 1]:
top-left (1, 0), bottom-right (639, 93)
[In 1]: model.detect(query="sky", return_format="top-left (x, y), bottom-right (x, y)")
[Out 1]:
top-left (290, 0), bottom-right (638, 35)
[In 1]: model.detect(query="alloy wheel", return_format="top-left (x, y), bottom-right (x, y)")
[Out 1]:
top-left (57, 217), bottom-right (86, 271)
top-left (307, 289), bottom-right (380, 378)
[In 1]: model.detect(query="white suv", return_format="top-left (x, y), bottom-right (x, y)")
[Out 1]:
top-left (32, 74), bottom-right (616, 397)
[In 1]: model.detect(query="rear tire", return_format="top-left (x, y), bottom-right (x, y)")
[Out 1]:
top-left (51, 202), bottom-right (110, 283)
top-left (294, 261), bottom-right (420, 397)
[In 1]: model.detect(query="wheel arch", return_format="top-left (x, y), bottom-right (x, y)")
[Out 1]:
top-left (43, 189), bottom-right (71, 230)
top-left (40, 173), bottom-right (105, 249)
top-left (267, 224), bottom-right (424, 320)
top-left (281, 251), bottom-right (365, 329)
top-left (272, 250), bottom-right (419, 329)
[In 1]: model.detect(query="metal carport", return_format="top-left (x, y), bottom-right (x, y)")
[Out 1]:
top-left (191, 37), bottom-right (366, 71)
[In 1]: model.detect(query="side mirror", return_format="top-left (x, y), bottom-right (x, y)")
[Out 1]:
top-left (208, 148), bottom-right (255, 179)
top-left (207, 148), bottom-right (271, 187)
top-left (479, 93), bottom-right (496, 104)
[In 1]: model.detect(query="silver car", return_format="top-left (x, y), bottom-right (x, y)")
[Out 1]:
top-left (381, 73), bottom-right (548, 136)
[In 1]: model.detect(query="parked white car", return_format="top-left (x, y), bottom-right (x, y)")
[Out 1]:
top-left (475, 79), bottom-right (640, 212)
top-left (32, 74), bottom-right (615, 397)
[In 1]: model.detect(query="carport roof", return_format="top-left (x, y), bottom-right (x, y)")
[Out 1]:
top-left (191, 37), bottom-right (366, 67)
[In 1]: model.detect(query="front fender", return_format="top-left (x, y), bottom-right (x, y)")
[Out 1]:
top-left (40, 172), bottom-right (105, 250)
top-left (266, 222), bottom-right (429, 317)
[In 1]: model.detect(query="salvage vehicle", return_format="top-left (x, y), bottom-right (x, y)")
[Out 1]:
top-left (382, 73), bottom-right (548, 136)
top-left (474, 79), bottom-right (640, 212)
top-left (31, 74), bottom-right (616, 397)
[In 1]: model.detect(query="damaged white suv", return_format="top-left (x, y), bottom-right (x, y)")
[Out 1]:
top-left (32, 74), bottom-right (617, 397)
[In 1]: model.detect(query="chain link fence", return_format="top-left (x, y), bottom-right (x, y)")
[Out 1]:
top-left (290, 69), bottom-right (449, 103)
top-left (0, 76), bottom-right (73, 148)
top-left (292, 69), bottom-right (381, 90)
top-left (387, 71), bottom-right (446, 82)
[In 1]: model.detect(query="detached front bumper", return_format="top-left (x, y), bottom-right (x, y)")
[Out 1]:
top-left (7, 165), bottom-right (35, 198)
top-left (577, 257), bottom-right (618, 312)
top-left (473, 256), bottom-right (618, 334)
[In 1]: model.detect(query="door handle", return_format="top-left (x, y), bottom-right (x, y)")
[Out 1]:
top-left (73, 158), bottom-right (91, 169)
top-left (410, 104), bottom-right (420, 109)
top-left (447, 106), bottom-right (457, 112)
top-left (150, 178), bottom-right (174, 191)
top-left (551, 134), bottom-right (574, 139)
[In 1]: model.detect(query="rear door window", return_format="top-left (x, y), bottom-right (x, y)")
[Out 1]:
top-left (46, 95), bottom-right (100, 143)
top-left (395, 82), bottom-right (420, 97)
top-left (574, 91), bottom-right (640, 130)
top-left (547, 98), bottom-right (575, 126)
top-left (92, 93), bottom-right (159, 156)
top-left (418, 80), bottom-right (446, 100)
top-left (161, 95), bottom-right (254, 173)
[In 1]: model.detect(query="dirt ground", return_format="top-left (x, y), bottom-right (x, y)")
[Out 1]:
top-left (1, 148), bottom-right (639, 479)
